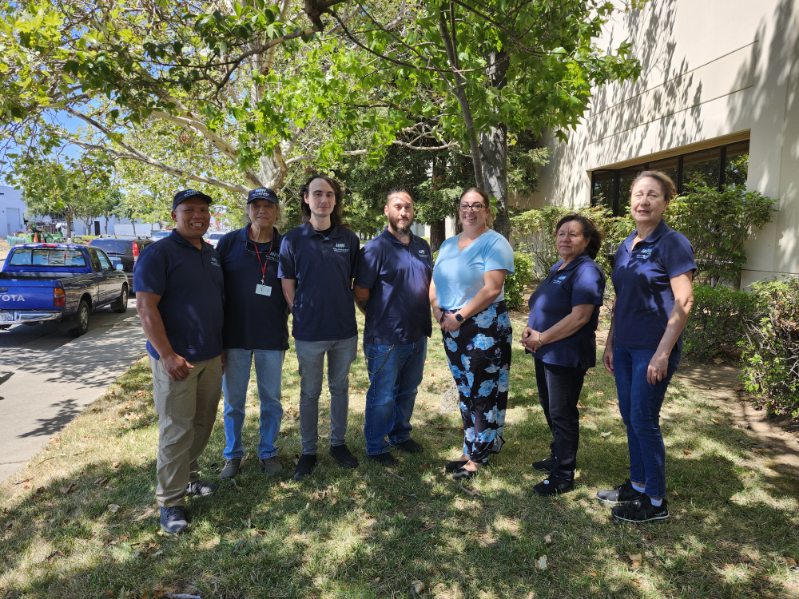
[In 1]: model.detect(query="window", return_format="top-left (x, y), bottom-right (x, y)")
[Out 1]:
top-left (591, 140), bottom-right (749, 215)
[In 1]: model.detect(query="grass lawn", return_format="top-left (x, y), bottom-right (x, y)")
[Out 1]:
top-left (1, 311), bottom-right (797, 598)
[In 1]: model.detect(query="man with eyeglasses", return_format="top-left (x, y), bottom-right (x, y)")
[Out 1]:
top-left (354, 189), bottom-right (433, 465)
top-left (215, 188), bottom-right (289, 481)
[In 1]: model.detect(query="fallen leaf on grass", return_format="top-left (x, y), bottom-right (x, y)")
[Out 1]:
top-left (60, 483), bottom-right (76, 495)
top-left (627, 553), bottom-right (643, 569)
top-left (544, 533), bottom-right (554, 545)
top-left (94, 477), bottom-right (110, 486)
top-left (46, 550), bottom-right (65, 561)
top-left (784, 556), bottom-right (797, 567)
top-left (107, 504), bottom-right (121, 513)
top-left (600, 431), bottom-right (612, 439)
top-left (5, 521), bottom-right (12, 530)
top-left (682, 449), bottom-right (693, 456)
top-left (411, 580), bottom-right (426, 595)
top-left (112, 462), bottom-right (121, 469)
top-left (535, 555), bottom-right (548, 570)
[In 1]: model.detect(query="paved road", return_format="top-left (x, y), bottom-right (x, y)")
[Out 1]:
top-left (0, 299), bottom-right (146, 483)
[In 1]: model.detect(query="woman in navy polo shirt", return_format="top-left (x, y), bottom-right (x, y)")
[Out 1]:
top-left (522, 214), bottom-right (605, 496)
top-left (430, 187), bottom-right (514, 480)
top-left (598, 170), bottom-right (695, 523)
top-left (216, 188), bottom-right (289, 480)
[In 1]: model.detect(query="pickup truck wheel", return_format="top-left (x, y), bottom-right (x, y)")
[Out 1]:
top-left (66, 299), bottom-right (91, 337)
top-left (111, 285), bottom-right (128, 313)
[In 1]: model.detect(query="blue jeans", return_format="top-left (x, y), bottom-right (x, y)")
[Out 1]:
top-left (222, 348), bottom-right (285, 461)
top-left (363, 339), bottom-right (427, 455)
top-left (613, 345), bottom-right (680, 498)
top-left (294, 336), bottom-right (358, 455)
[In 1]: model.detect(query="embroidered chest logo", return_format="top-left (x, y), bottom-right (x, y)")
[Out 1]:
top-left (210, 256), bottom-right (221, 267)
top-left (633, 246), bottom-right (654, 260)
top-left (333, 242), bottom-right (349, 253)
top-left (552, 273), bottom-right (568, 285)
top-left (417, 249), bottom-right (428, 257)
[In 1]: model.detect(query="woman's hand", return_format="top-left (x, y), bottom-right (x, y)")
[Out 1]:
top-left (440, 311), bottom-right (462, 333)
top-left (521, 326), bottom-right (544, 352)
top-left (647, 352), bottom-right (670, 385)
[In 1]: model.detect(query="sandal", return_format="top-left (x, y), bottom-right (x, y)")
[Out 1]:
top-left (452, 466), bottom-right (478, 480)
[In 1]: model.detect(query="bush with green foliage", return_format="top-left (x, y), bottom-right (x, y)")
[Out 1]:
top-left (505, 251), bottom-right (533, 311)
top-left (682, 284), bottom-right (757, 361)
top-left (666, 184), bottom-right (774, 286)
top-left (740, 277), bottom-right (799, 420)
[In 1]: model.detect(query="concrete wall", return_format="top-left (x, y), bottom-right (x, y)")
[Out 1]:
top-left (0, 186), bottom-right (26, 237)
top-left (533, 0), bottom-right (799, 285)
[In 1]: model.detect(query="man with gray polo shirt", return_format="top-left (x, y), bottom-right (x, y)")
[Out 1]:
top-left (354, 189), bottom-right (433, 465)
top-left (135, 189), bottom-right (224, 534)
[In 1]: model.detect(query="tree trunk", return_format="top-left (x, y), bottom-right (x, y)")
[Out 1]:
top-left (481, 48), bottom-right (510, 239)
top-left (429, 220), bottom-right (446, 252)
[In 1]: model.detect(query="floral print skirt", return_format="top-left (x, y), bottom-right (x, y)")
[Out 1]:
top-left (442, 301), bottom-right (512, 464)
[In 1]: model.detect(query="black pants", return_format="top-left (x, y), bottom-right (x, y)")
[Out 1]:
top-left (534, 359), bottom-right (586, 480)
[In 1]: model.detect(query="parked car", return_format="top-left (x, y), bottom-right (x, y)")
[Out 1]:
top-left (0, 243), bottom-right (129, 337)
top-left (88, 237), bottom-right (152, 289)
top-left (151, 230), bottom-right (171, 241)
top-left (205, 231), bottom-right (226, 248)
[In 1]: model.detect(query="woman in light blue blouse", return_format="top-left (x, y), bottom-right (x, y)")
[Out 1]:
top-left (430, 188), bottom-right (515, 479)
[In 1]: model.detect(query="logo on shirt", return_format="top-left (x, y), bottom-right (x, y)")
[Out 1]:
top-left (552, 273), bottom-right (568, 285)
top-left (633, 246), bottom-right (654, 260)
top-left (417, 249), bottom-right (429, 257)
top-left (210, 256), bottom-right (221, 267)
top-left (334, 242), bottom-right (349, 253)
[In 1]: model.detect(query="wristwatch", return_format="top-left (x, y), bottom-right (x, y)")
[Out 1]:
top-left (454, 311), bottom-right (464, 323)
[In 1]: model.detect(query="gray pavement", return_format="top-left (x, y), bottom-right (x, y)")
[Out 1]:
top-left (0, 299), bottom-right (146, 483)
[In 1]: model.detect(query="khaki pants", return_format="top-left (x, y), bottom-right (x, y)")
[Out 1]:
top-left (150, 355), bottom-right (223, 507)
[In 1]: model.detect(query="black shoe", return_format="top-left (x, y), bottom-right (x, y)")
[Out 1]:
top-left (452, 466), bottom-right (478, 480)
top-left (489, 435), bottom-right (505, 454)
top-left (533, 476), bottom-right (574, 496)
top-left (596, 479), bottom-right (644, 506)
top-left (293, 454), bottom-right (317, 481)
top-left (532, 455), bottom-right (557, 472)
top-left (186, 480), bottom-right (216, 497)
top-left (445, 459), bottom-right (468, 473)
top-left (159, 506), bottom-right (188, 534)
top-left (394, 438), bottom-right (424, 454)
top-left (330, 444), bottom-right (359, 469)
top-left (368, 452), bottom-right (397, 466)
top-left (220, 458), bottom-right (241, 480)
top-left (612, 495), bottom-right (670, 523)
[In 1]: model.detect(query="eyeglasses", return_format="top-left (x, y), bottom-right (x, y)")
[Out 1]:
top-left (459, 203), bottom-right (484, 212)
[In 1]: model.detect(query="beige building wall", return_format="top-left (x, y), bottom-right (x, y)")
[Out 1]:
top-left (533, 0), bottom-right (799, 286)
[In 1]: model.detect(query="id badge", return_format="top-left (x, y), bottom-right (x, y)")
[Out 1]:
top-left (255, 284), bottom-right (272, 296)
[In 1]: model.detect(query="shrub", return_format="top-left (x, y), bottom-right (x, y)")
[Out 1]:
top-left (505, 251), bottom-right (533, 311)
top-left (666, 184), bottom-right (774, 286)
top-left (682, 284), bottom-right (757, 361)
top-left (740, 277), bottom-right (799, 420)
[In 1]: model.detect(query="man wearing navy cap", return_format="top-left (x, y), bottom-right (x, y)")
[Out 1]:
top-left (135, 188), bottom-right (224, 534)
top-left (354, 189), bottom-right (433, 465)
top-left (216, 187), bottom-right (288, 480)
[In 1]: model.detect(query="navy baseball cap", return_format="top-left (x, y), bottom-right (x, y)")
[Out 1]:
top-left (173, 189), bottom-right (213, 210)
top-left (247, 187), bottom-right (279, 204)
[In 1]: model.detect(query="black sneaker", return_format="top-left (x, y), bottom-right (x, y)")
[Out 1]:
top-left (159, 506), bottom-right (188, 534)
top-left (489, 435), bottom-right (505, 454)
top-left (220, 458), bottom-right (241, 480)
top-left (532, 455), bottom-right (557, 472)
top-left (293, 454), bottom-right (317, 481)
top-left (368, 452), bottom-right (397, 466)
top-left (186, 480), bottom-right (216, 497)
top-left (596, 479), bottom-right (644, 506)
top-left (612, 495), bottom-right (669, 523)
top-left (394, 439), bottom-right (424, 454)
top-left (533, 476), bottom-right (574, 496)
top-left (330, 444), bottom-right (359, 469)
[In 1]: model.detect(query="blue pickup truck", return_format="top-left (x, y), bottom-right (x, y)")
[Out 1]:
top-left (0, 243), bottom-right (129, 337)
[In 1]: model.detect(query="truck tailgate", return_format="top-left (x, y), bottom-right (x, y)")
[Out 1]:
top-left (0, 278), bottom-right (60, 310)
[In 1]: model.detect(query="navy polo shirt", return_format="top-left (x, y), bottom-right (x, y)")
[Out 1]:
top-left (527, 254), bottom-right (605, 369)
top-left (278, 223), bottom-right (359, 341)
top-left (134, 231), bottom-right (224, 361)
top-left (216, 226), bottom-right (289, 351)
top-left (611, 220), bottom-right (696, 350)
top-left (354, 228), bottom-right (433, 345)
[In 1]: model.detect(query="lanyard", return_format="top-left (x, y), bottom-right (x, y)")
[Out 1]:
top-left (251, 235), bottom-right (274, 285)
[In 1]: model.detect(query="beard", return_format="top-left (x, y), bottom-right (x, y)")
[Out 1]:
top-left (388, 214), bottom-right (413, 235)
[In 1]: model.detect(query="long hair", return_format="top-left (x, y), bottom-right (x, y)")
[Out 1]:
top-left (300, 173), bottom-right (344, 227)
top-left (555, 213), bottom-right (602, 259)
top-left (631, 170), bottom-right (677, 203)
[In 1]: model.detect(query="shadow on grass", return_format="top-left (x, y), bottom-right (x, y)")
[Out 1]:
top-left (1, 341), bottom-right (797, 597)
